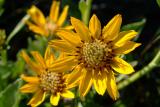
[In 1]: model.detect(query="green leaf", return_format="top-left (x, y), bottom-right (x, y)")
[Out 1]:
top-left (0, 79), bottom-right (22, 107)
top-left (122, 18), bottom-right (146, 33)
top-left (78, 0), bottom-right (93, 25)
top-left (11, 52), bottom-right (25, 78)
top-left (156, 0), bottom-right (160, 7)
top-left (0, 65), bottom-right (11, 91)
top-left (0, 0), bottom-right (4, 16)
top-left (79, 0), bottom-right (87, 15)
top-left (27, 36), bottom-right (47, 55)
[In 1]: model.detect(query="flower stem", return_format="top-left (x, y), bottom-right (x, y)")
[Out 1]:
top-left (6, 14), bottom-right (30, 45)
top-left (0, 49), bottom-right (7, 65)
top-left (82, 0), bottom-right (93, 25)
top-left (118, 50), bottom-right (160, 90)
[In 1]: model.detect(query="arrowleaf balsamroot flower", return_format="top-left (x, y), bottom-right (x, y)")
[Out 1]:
top-left (27, 0), bottom-right (72, 37)
top-left (49, 14), bottom-right (141, 100)
top-left (20, 47), bottom-right (75, 106)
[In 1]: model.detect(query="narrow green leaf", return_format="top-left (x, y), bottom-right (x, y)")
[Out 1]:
top-left (122, 18), bottom-right (146, 33)
top-left (0, 79), bottom-right (22, 107)
top-left (156, 0), bottom-right (160, 7)
top-left (0, 65), bottom-right (11, 91)
top-left (78, 0), bottom-right (93, 25)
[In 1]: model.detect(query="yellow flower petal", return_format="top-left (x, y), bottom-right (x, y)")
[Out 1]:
top-left (57, 52), bottom-right (69, 60)
top-left (71, 17), bottom-right (91, 42)
top-left (64, 25), bottom-right (74, 30)
top-left (106, 71), bottom-right (119, 100)
top-left (31, 51), bottom-right (46, 69)
top-left (49, 40), bottom-right (74, 53)
top-left (50, 93), bottom-right (60, 106)
top-left (102, 14), bottom-right (122, 41)
top-left (28, 5), bottom-right (46, 26)
top-left (111, 57), bottom-right (134, 74)
top-left (28, 90), bottom-right (46, 106)
top-left (49, 56), bottom-right (76, 72)
top-left (21, 50), bottom-right (41, 75)
top-left (20, 83), bottom-right (38, 93)
top-left (26, 21), bottom-right (48, 36)
top-left (89, 14), bottom-right (101, 39)
top-left (57, 5), bottom-right (69, 26)
top-left (49, 1), bottom-right (59, 22)
top-left (113, 30), bottom-right (138, 47)
top-left (79, 69), bottom-right (92, 97)
top-left (93, 71), bottom-right (107, 95)
top-left (61, 90), bottom-right (75, 98)
top-left (21, 75), bottom-right (39, 84)
top-left (56, 30), bottom-right (81, 46)
top-left (66, 66), bottom-right (82, 88)
top-left (44, 46), bottom-right (55, 66)
top-left (114, 41), bottom-right (141, 54)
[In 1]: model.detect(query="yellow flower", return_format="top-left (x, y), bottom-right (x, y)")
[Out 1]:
top-left (20, 47), bottom-right (75, 106)
top-left (49, 14), bottom-right (141, 100)
top-left (27, 1), bottom-right (72, 37)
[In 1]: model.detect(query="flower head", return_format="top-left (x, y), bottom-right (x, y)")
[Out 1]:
top-left (49, 14), bottom-right (141, 100)
top-left (20, 47), bottom-right (75, 106)
top-left (27, 1), bottom-right (72, 37)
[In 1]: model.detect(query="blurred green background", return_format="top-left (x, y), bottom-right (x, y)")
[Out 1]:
top-left (0, 0), bottom-right (160, 107)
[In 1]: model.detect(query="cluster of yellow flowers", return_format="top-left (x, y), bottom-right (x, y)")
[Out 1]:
top-left (20, 1), bottom-right (141, 106)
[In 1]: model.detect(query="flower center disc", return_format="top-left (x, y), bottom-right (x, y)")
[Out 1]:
top-left (40, 71), bottom-right (65, 94)
top-left (82, 40), bottom-right (107, 67)
top-left (45, 19), bottom-right (58, 35)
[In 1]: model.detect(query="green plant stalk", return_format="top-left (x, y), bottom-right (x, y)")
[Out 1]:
top-left (6, 14), bottom-right (30, 45)
top-left (1, 49), bottom-right (7, 65)
top-left (82, 0), bottom-right (93, 25)
top-left (118, 50), bottom-right (160, 90)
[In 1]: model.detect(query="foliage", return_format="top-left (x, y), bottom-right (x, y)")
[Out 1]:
top-left (0, 0), bottom-right (160, 107)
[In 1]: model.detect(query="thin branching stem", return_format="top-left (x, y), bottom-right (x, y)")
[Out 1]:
top-left (118, 50), bottom-right (160, 90)
top-left (6, 14), bottom-right (30, 45)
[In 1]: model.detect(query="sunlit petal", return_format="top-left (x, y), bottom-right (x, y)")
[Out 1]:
top-left (106, 71), bottom-right (119, 100)
top-left (49, 40), bottom-right (74, 53)
top-left (21, 75), bottom-right (39, 84)
top-left (28, 5), bottom-right (46, 26)
top-left (31, 51), bottom-right (46, 69)
top-left (66, 66), bottom-right (82, 88)
top-left (20, 83), bottom-right (38, 93)
top-left (113, 30), bottom-right (138, 47)
top-left (26, 21), bottom-right (48, 36)
top-left (49, 56), bottom-right (76, 72)
top-left (50, 93), bottom-right (60, 106)
top-left (56, 30), bottom-right (81, 46)
top-left (57, 5), bottom-right (69, 26)
top-left (114, 41), bottom-right (141, 54)
top-left (20, 50), bottom-right (42, 74)
top-left (28, 90), bottom-right (46, 106)
top-left (71, 17), bottom-right (91, 42)
top-left (49, 1), bottom-right (59, 22)
top-left (61, 90), bottom-right (75, 98)
top-left (103, 14), bottom-right (122, 41)
top-left (93, 71), bottom-right (107, 95)
top-left (111, 57), bottom-right (134, 74)
top-left (89, 14), bottom-right (101, 39)
top-left (79, 69), bottom-right (92, 97)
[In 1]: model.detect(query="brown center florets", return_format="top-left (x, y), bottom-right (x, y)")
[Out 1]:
top-left (40, 71), bottom-right (66, 94)
top-left (76, 39), bottom-right (114, 70)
